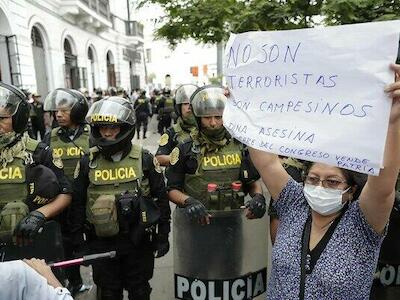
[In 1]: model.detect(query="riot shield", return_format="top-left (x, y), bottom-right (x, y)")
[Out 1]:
top-left (1, 220), bottom-right (64, 262)
top-left (173, 208), bottom-right (268, 300)
top-left (370, 205), bottom-right (400, 299)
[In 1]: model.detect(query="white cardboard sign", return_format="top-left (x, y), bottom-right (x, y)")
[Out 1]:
top-left (223, 21), bottom-right (400, 175)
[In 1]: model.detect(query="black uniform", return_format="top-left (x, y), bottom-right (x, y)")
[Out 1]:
top-left (30, 102), bottom-right (46, 140)
top-left (134, 97), bottom-right (151, 139)
top-left (72, 147), bottom-right (171, 300)
top-left (157, 96), bottom-right (173, 134)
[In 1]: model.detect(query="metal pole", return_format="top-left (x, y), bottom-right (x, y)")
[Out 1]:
top-left (217, 42), bottom-right (224, 82)
top-left (127, 0), bottom-right (131, 22)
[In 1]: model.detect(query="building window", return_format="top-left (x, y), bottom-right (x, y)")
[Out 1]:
top-left (146, 49), bottom-right (151, 63)
top-left (31, 26), bottom-right (43, 48)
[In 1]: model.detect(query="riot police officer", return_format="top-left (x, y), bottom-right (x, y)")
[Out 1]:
top-left (166, 85), bottom-right (266, 223)
top-left (43, 88), bottom-right (90, 295)
top-left (72, 96), bottom-right (171, 300)
top-left (134, 90), bottom-right (151, 139)
top-left (157, 87), bottom-right (174, 134)
top-left (0, 82), bottom-right (71, 248)
top-left (156, 84), bottom-right (198, 166)
top-left (43, 88), bottom-right (90, 179)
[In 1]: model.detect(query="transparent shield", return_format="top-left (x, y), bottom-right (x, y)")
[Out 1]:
top-left (0, 86), bottom-right (22, 116)
top-left (86, 98), bottom-right (135, 125)
top-left (190, 86), bottom-right (226, 117)
top-left (175, 84), bottom-right (198, 105)
top-left (44, 89), bottom-right (77, 111)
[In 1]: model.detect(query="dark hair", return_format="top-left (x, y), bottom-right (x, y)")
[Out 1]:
top-left (303, 161), bottom-right (367, 200)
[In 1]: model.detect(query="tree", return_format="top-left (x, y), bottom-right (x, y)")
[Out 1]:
top-left (138, 0), bottom-right (324, 47)
top-left (323, 0), bottom-right (400, 25)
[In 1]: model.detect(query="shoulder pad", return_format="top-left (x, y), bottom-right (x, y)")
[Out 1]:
top-left (170, 147), bottom-right (180, 166)
top-left (25, 137), bottom-right (40, 152)
top-left (51, 127), bottom-right (61, 137)
top-left (130, 144), bottom-right (142, 159)
top-left (159, 133), bottom-right (169, 146)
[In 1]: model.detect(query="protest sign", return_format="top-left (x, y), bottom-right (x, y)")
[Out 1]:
top-left (223, 21), bottom-right (400, 175)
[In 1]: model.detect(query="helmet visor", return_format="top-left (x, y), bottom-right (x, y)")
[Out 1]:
top-left (190, 86), bottom-right (226, 117)
top-left (86, 99), bottom-right (135, 125)
top-left (44, 89), bottom-right (77, 111)
top-left (175, 84), bottom-right (198, 105)
top-left (0, 86), bottom-right (23, 117)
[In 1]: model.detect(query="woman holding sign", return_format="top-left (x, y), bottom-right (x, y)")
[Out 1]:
top-left (249, 63), bottom-right (400, 300)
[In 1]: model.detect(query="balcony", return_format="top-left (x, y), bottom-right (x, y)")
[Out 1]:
top-left (125, 21), bottom-right (144, 38)
top-left (60, 0), bottom-right (112, 31)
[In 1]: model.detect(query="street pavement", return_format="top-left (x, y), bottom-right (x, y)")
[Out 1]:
top-left (76, 116), bottom-right (271, 300)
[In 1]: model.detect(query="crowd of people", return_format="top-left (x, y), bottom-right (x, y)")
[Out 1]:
top-left (0, 58), bottom-right (399, 300)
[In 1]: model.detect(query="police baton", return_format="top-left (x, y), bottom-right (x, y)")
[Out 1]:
top-left (48, 251), bottom-right (116, 268)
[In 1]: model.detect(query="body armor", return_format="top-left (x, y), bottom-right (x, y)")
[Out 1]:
top-left (50, 125), bottom-right (90, 179)
top-left (0, 138), bottom-right (39, 210)
top-left (162, 97), bottom-right (174, 114)
top-left (86, 144), bottom-right (150, 237)
top-left (184, 141), bottom-right (244, 210)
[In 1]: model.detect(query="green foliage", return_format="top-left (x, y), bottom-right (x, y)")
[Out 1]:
top-left (323, 0), bottom-right (400, 25)
top-left (209, 75), bottom-right (223, 85)
top-left (137, 0), bottom-right (400, 47)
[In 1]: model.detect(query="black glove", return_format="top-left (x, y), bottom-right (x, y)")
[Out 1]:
top-left (14, 211), bottom-right (46, 246)
top-left (246, 193), bottom-right (266, 218)
top-left (154, 234), bottom-right (170, 258)
top-left (183, 197), bottom-right (208, 221)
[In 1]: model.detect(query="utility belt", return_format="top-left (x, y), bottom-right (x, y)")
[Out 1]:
top-left (206, 181), bottom-right (245, 210)
top-left (87, 191), bottom-right (161, 243)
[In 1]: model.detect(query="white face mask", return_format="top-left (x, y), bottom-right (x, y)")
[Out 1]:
top-left (303, 184), bottom-right (350, 216)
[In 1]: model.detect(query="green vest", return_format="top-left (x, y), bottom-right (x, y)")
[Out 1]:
top-left (184, 141), bottom-right (244, 210)
top-left (163, 97), bottom-right (174, 114)
top-left (172, 123), bottom-right (191, 144)
top-left (0, 138), bottom-right (39, 210)
top-left (86, 145), bottom-right (149, 225)
top-left (50, 125), bottom-right (90, 179)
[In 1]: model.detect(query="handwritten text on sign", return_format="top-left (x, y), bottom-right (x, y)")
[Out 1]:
top-left (223, 21), bottom-right (400, 175)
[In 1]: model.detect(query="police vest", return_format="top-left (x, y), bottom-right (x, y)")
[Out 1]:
top-left (163, 98), bottom-right (174, 114)
top-left (50, 125), bottom-right (90, 179)
top-left (87, 145), bottom-right (149, 223)
top-left (184, 140), bottom-right (243, 210)
top-left (0, 138), bottom-right (39, 210)
top-left (172, 123), bottom-right (191, 144)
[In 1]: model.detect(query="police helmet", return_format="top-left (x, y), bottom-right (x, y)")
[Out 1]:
top-left (0, 82), bottom-right (30, 133)
top-left (86, 96), bottom-right (135, 153)
top-left (116, 86), bottom-right (125, 95)
top-left (190, 85), bottom-right (226, 118)
top-left (44, 88), bottom-right (89, 124)
top-left (162, 87), bottom-right (171, 96)
top-left (109, 87), bottom-right (117, 96)
top-left (174, 84), bottom-right (198, 117)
